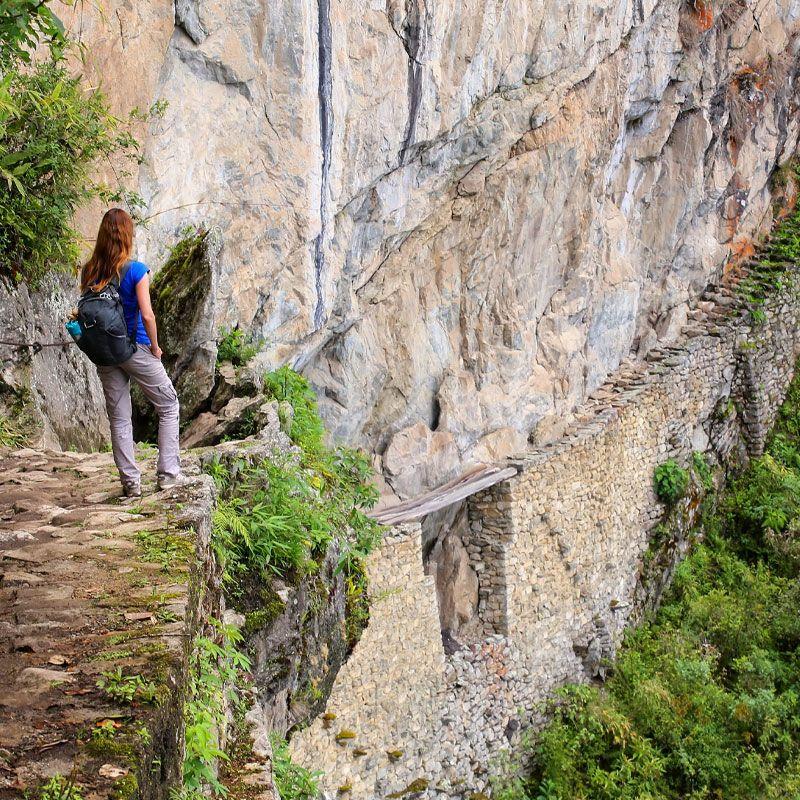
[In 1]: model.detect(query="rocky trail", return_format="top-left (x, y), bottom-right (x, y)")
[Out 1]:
top-left (0, 447), bottom-right (213, 799)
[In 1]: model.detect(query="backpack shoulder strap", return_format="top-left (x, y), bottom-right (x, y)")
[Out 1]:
top-left (112, 261), bottom-right (133, 289)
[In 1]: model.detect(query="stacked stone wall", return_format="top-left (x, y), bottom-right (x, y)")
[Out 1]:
top-left (291, 266), bottom-right (800, 799)
top-left (289, 525), bottom-right (448, 797)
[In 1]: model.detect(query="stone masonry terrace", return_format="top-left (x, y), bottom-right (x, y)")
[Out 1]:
top-left (0, 448), bottom-right (213, 800)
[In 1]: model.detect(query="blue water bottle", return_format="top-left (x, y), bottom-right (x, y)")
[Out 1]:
top-left (65, 319), bottom-right (82, 342)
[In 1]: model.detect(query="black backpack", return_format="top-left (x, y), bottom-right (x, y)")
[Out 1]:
top-left (72, 264), bottom-right (137, 366)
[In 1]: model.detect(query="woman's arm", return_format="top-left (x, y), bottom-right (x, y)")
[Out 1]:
top-left (135, 273), bottom-right (162, 359)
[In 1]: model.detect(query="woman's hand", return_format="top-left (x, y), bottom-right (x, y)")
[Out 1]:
top-left (135, 273), bottom-right (162, 357)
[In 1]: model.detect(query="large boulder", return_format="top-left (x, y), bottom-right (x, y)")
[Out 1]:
top-left (381, 421), bottom-right (460, 499)
top-left (133, 227), bottom-right (223, 438)
top-left (150, 227), bottom-right (223, 418)
top-left (423, 504), bottom-right (480, 639)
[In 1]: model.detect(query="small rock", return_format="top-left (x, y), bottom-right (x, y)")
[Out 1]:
top-left (222, 609), bottom-right (245, 628)
top-left (0, 531), bottom-right (34, 545)
top-left (181, 412), bottom-right (219, 449)
top-left (1, 571), bottom-right (43, 586)
top-left (85, 491), bottom-right (118, 504)
top-left (98, 764), bottom-right (129, 779)
top-left (123, 612), bottom-right (155, 623)
top-left (16, 668), bottom-right (74, 692)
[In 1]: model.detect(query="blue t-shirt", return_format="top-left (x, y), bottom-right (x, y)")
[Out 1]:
top-left (119, 260), bottom-right (151, 346)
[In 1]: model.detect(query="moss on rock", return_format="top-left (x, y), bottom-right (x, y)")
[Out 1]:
top-left (243, 585), bottom-right (286, 637)
top-left (150, 228), bottom-right (211, 363)
top-left (133, 227), bottom-right (218, 439)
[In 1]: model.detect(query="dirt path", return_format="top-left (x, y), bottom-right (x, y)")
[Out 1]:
top-left (0, 447), bottom-right (213, 799)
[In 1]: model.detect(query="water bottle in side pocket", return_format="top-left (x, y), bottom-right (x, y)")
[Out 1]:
top-left (65, 319), bottom-right (82, 343)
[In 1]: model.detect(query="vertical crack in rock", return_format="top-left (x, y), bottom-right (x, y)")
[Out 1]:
top-left (313, 0), bottom-right (334, 330)
top-left (398, 0), bottom-right (426, 164)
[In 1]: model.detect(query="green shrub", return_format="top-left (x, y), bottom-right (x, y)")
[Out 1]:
top-left (216, 327), bottom-right (260, 368)
top-left (0, 412), bottom-right (25, 448)
top-left (270, 734), bottom-right (321, 800)
top-left (0, 56), bottom-right (143, 285)
top-left (263, 366), bottom-right (325, 454)
top-left (691, 451), bottom-right (714, 490)
top-left (0, 385), bottom-right (36, 448)
top-left (763, 194), bottom-right (800, 264)
top-left (211, 456), bottom-right (330, 584)
top-left (209, 444), bottom-right (382, 593)
top-left (182, 621), bottom-right (251, 797)
top-left (37, 775), bottom-right (83, 800)
top-left (206, 366), bottom-right (382, 594)
top-left (653, 459), bottom-right (689, 504)
top-left (96, 667), bottom-right (158, 705)
top-left (0, 1), bottom-right (65, 65)
top-left (521, 532), bottom-right (800, 799)
top-left (532, 684), bottom-right (666, 800)
top-left (727, 454), bottom-right (800, 535)
top-left (725, 376), bottom-right (800, 572)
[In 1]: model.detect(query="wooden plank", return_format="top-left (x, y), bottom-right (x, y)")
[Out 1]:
top-left (370, 464), bottom-right (518, 525)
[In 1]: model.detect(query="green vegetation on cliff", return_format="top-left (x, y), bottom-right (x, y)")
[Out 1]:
top-left (270, 734), bottom-right (321, 800)
top-left (0, 1), bottom-right (64, 65)
top-left (499, 367), bottom-right (800, 800)
top-left (149, 228), bottom-right (211, 361)
top-left (210, 367), bottom-right (382, 591)
top-left (182, 622), bottom-right (251, 797)
top-left (653, 459), bottom-right (690, 505)
top-left (180, 368), bottom-right (382, 798)
top-left (216, 327), bottom-right (260, 368)
top-left (0, 8), bottom-right (154, 284)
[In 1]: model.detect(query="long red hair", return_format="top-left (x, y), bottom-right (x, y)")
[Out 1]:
top-left (81, 208), bottom-right (134, 292)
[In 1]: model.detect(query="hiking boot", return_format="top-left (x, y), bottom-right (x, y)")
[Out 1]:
top-left (157, 472), bottom-right (192, 491)
top-left (122, 481), bottom-right (142, 498)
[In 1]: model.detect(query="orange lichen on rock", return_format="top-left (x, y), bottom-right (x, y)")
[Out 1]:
top-left (692, 0), bottom-right (714, 31)
top-left (729, 236), bottom-right (757, 265)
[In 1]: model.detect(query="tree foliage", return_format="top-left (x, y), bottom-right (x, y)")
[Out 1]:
top-left (0, 60), bottom-right (143, 284)
top-left (0, 3), bottom-right (146, 285)
top-left (0, 0), bottom-right (66, 65)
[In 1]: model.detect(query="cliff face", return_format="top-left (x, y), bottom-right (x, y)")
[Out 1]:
top-left (59, 0), bottom-right (800, 494)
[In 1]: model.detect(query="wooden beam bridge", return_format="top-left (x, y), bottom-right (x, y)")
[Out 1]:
top-left (369, 463), bottom-right (519, 525)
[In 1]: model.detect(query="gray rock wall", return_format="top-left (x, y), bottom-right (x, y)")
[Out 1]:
top-left (56, 0), bottom-right (800, 493)
top-left (0, 276), bottom-right (108, 450)
top-left (289, 263), bottom-right (800, 798)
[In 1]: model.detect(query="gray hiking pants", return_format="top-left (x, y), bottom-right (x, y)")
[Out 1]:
top-left (97, 345), bottom-right (181, 486)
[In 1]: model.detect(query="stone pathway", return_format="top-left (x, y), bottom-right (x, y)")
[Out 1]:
top-left (0, 447), bottom-right (213, 799)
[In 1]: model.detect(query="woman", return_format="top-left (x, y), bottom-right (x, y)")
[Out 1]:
top-left (81, 208), bottom-right (184, 497)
